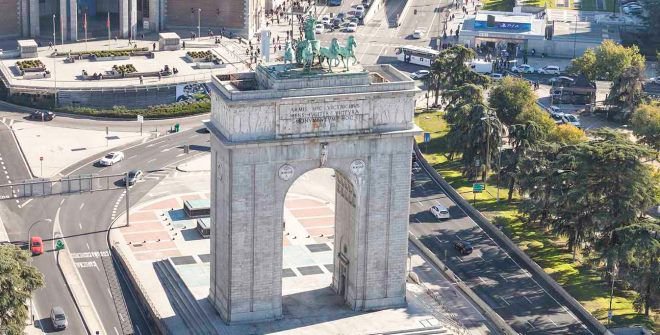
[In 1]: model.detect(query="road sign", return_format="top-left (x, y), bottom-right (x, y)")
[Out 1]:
top-left (137, 115), bottom-right (144, 123)
top-left (55, 239), bottom-right (65, 250)
top-left (607, 310), bottom-right (613, 320)
top-left (423, 132), bottom-right (431, 143)
top-left (474, 159), bottom-right (480, 167)
top-left (473, 183), bottom-right (485, 193)
top-left (39, 156), bottom-right (43, 161)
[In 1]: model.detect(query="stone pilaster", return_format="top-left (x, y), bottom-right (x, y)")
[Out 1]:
top-left (119, 0), bottom-right (129, 38)
top-left (69, 0), bottom-right (77, 41)
top-left (21, 0), bottom-right (29, 37)
top-left (148, 0), bottom-right (159, 31)
top-left (28, 0), bottom-right (38, 37)
top-left (129, 0), bottom-right (137, 38)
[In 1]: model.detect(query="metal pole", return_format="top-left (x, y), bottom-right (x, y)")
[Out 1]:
top-left (52, 15), bottom-right (56, 47)
top-left (197, 8), bottom-right (201, 40)
top-left (125, 172), bottom-right (130, 227)
top-left (27, 219), bottom-right (52, 244)
top-left (484, 116), bottom-right (490, 183)
top-left (496, 139), bottom-right (501, 202)
top-left (608, 272), bottom-right (615, 326)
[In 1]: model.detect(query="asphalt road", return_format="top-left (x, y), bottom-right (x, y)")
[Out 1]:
top-left (0, 122), bottom-right (209, 334)
top-left (408, 158), bottom-right (593, 335)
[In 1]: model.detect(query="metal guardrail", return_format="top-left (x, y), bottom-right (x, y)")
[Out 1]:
top-left (0, 173), bottom-right (127, 201)
top-left (413, 144), bottom-right (611, 335)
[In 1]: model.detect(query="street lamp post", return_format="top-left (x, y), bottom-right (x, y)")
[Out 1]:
top-left (197, 8), bottom-right (202, 40)
top-left (572, 15), bottom-right (578, 58)
top-left (27, 219), bottom-right (53, 244)
top-left (52, 15), bottom-right (56, 46)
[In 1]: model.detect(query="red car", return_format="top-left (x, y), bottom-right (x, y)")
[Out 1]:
top-left (30, 236), bottom-right (43, 255)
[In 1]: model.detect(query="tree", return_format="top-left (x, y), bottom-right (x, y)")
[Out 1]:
top-left (547, 124), bottom-right (587, 145)
top-left (629, 101), bottom-right (660, 150)
top-left (0, 245), bottom-right (44, 335)
top-left (488, 77), bottom-right (538, 126)
top-left (567, 40), bottom-right (645, 81)
top-left (430, 45), bottom-right (489, 106)
top-left (518, 129), bottom-right (658, 260)
top-left (606, 64), bottom-right (645, 110)
top-left (639, 0), bottom-right (660, 45)
top-left (600, 219), bottom-right (660, 316)
top-left (500, 121), bottom-right (546, 201)
top-left (515, 106), bottom-right (556, 134)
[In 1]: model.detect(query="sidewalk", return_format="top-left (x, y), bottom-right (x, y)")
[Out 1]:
top-left (1, 117), bottom-right (148, 178)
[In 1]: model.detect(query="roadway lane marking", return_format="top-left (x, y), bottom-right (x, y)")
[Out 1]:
top-left (79, 223), bottom-right (82, 230)
top-left (523, 295), bottom-right (533, 304)
top-left (499, 273), bottom-right (508, 282)
top-left (18, 199), bottom-right (32, 208)
top-left (147, 158), bottom-right (156, 163)
top-left (526, 320), bottom-right (536, 329)
top-left (499, 296), bottom-right (510, 306)
top-left (79, 202), bottom-right (85, 210)
top-left (75, 261), bottom-right (98, 269)
top-left (86, 242), bottom-right (90, 250)
top-left (114, 326), bottom-right (120, 335)
top-left (60, 199), bottom-right (65, 205)
top-left (128, 155), bottom-right (137, 159)
top-left (176, 153), bottom-right (185, 157)
top-left (108, 288), bottom-right (113, 297)
top-left (547, 317), bottom-right (558, 327)
top-left (478, 276), bottom-right (487, 284)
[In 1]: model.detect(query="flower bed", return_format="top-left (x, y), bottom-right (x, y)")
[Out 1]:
top-left (185, 50), bottom-right (220, 63)
top-left (16, 59), bottom-right (46, 73)
top-left (55, 48), bottom-right (148, 57)
top-left (112, 64), bottom-right (137, 75)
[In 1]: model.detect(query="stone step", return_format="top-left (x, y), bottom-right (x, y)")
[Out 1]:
top-left (154, 260), bottom-right (217, 334)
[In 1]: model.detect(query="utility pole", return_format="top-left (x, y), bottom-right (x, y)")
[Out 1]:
top-left (52, 15), bottom-right (56, 47)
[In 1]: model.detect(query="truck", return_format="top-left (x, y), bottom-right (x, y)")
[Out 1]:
top-left (469, 60), bottom-right (493, 74)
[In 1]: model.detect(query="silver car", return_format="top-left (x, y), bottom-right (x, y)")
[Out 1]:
top-left (50, 306), bottom-right (67, 330)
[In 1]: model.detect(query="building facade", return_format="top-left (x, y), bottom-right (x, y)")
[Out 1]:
top-left (0, 0), bottom-right (264, 41)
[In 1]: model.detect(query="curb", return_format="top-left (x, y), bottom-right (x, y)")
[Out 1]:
top-left (0, 120), bottom-right (36, 179)
top-left (397, 0), bottom-right (414, 26)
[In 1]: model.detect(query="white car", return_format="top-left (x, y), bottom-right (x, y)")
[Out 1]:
top-left (410, 70), bottom-right (430, 80)
top-left (430, 205), bottom-right (451, 220)
top-left (547, 105), bottom-right (561, 115)
top-left (490, 73), bottom-right (504, 80)
top-left (99, 151), bottom-right (124, 166)
top-left (320, 15), bottom-right (330, 24)
top-left (647, 77), bottom-right (660, 85)
top-left (537, 65), bottom-right (561, 75)
top-left (315, 24), bottom-right (324, 34)
top-left (412, 29), bottom-right (423, 39)
top-left (355, 4), bottom-right (365, 11)
top-left (561, 113), bottom-right (582, 128)
top-left (345, 22), bottom-right (358, 32)
top-left (511, 64), bottom-right (535, 73)
top-left (50, 306), bottom-right (67, 330)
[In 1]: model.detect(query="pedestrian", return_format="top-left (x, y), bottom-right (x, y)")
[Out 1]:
top-left (158, 72), bottom-right (162, 80)
top-left (48, 41), bottom-right (53, 50)
top-left (183, 41), bottom-right (186, 49)
top-left (141, 33), bottom-right (144, 40)
top-left (114, 36), bottom-right (118, 43)
top-left (139, 75), bottom-right (144, 84)
top-left (153, 42), bottom-right (156, 51)
top-left (450, 29), bottom-right (453, 36)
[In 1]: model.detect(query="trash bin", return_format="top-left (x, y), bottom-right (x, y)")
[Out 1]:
top-left (174, 123), bottom-right (180, 132)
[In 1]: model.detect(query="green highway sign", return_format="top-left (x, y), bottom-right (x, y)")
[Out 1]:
top-left (55, 239), bottom-right (65, 250)
top-left (473, 183), bottom-right (485, 193)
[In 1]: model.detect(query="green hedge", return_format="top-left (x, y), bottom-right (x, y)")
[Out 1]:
top-left (112, 64), bottom-right (137, 74)
top-left (16, 59), bottom-right (45, 70)
top-left (56, 99), bottom-right (210, 119)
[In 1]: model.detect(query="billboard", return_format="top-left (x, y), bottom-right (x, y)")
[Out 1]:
top-left (175, 83), bottom-right (209, 102)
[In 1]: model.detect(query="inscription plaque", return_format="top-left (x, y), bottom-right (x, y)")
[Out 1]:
top-left (277, 100), bottom-right (369, 136)
top-left (278, 164), bottom-right (295, 181)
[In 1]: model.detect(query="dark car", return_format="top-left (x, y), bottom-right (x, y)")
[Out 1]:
top-left (453, 240), bottom-right (473, 255)
top-left (332, 18), bottom-right (343, 28)
top-left (124, 169), bottom-right (144, 186)
top-left (29, 110), bottom-right (55, 121)
top-left (337, 12), bottom-right (347, 20)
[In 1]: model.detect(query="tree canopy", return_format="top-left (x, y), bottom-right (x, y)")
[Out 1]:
top-left (567, 40), bottom-right (645, 81)
top-left (488, 77), bottom-right (538, 126)
top-left (0, 245), bottom-right (44, 335)
top-left (629, 101), bottom-right (660, 150)
top-left (547, 124), bottom-right (587, 145)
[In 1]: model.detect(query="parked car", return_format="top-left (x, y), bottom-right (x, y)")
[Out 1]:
top-left (315, 24), bottom-right (324, 34)
top-left (490, 73), bottom-right (504, 80)
top-left (124, 169), bottom-right (144, 186)
top-left (337, 12), bottom-right (347, 20)
top-left (344, 22), bottom-right (358, 32)
top-left (29, 110), bottom-right (55, 121)
top-left (511, 64), bottom-right (535, 73)
top-left (547, 105), bottom-right (562, 115)
top-left (430, 205), bottom-right (451, 220)
top-left (50, 306), bottom-right (68, 330)
top-left (320, 15), bottom-right (330, 24)
top-left (453, 240), bottom-right (473, 255)
top-left (362, 0), bottom-right (371, 7)
top-left (410, 70), bottom-right (430, 80)
top-left (348, 16), bottom-right (360, 24)
top-left (549, 76), bottom-right (575, 86)
top-left (412, 161), bottom-right (422, 173)
top-left (98, 151), bottom-right (125, 166)
top-left (561, 113), bottom-right (582, 128)
top-left (537, 65), bottom-right (561, 75)
top-left (412, 29), bottom-right (424, 39)
top-left (647, 77), bottom-right (659, 85)
top-left (332, 18), bottom-right (343, 28)
top-left (30, 236), bottom-right (43, 255)
top-left (550, 112), bottom-right (564, 124)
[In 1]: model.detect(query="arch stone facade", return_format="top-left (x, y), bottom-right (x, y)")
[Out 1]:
top-left (207, 64), bottom-right (421, 324)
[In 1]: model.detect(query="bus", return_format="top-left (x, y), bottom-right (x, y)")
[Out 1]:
top-left (395, 45), bottom-right (440, 67)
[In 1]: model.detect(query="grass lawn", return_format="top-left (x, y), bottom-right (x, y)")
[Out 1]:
top-left (414, 108), bottom-right (658, 331)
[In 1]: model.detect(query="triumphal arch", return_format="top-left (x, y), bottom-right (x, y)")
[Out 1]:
top-left (206, 57), bottom-right (420, 323)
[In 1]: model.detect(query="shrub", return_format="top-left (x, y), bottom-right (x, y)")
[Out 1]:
top-left (527, 241), bottom-right (544, 250)
top-left (56, 48), bottom-right (148, 57)
top-left (56, 99), bottom-right (210, 119)
top-left (111, 64), bottom-right (137, 74)
top-left (16, 59), bottom-right (45, 70)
